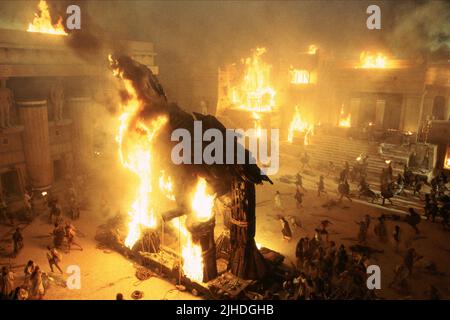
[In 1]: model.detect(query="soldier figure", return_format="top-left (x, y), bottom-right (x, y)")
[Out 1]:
top-left (0, 79), bottom-right (13, 128)
top-left (317, 175), bottom-right (327, 197)
top-left (295, 172), bottom-right (307, 191)
top-left (355, 220), bottom-right (368, 244)
top-left (65, 222), bottom-right (83, 253)
top-left (374, 215), bottom-right (388, 242)
top-left (0, 266), bottom-right (14, 299)
top-left (12, 227), bottom-right (23, 257)
top-left (274, 190), bottom-right (283, 211)
top-left (46, 246), bottom-right (63, 274)
top-left (294, 187), bottom-right (304, 208)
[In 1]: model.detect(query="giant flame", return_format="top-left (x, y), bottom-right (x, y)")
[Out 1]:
top-left (229, 48), bottom-right (276, 136)
top-left (176, 177), bottom-right (216, 283)
top-left (27, 0), bottom-right (68, 35)
top-left (111, 56), bottom-right (168, 249)
top-left (287, 106), bottom-right (314, 145)
top-left (110, 54), bottom-right (217, 282)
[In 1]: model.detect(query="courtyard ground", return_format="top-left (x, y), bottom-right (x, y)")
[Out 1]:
top-left (0, 142), bottom-right (449, 300)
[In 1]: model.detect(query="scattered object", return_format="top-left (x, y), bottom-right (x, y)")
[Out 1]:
top-left (175, 284), bottom-right (186, 291)
top-left (135, 266), bottom-right (154, 281)
top-left (131, 290), bottom-right (144, 300)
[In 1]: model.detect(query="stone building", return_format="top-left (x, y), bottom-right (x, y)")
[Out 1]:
top-left (216, 49), bottom-right (450, 172)
top-left (0, 28), bottom-right (157, 210)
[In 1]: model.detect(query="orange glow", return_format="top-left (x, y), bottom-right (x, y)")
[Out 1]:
top-left (357, 51), bottom-right (387, 69)
top-left (27, 0), bottom-right (67, 35)
top-left (308, 44), bottom-right (318, 55)
top-left (290, 68), bottom-right (310, 84)
top-left (229, 47), bottom-right (276, 113)
top-left (287, 106), bottom-right (314, 144)
top-left (251, 112), bottom-right (263, 138)
top-left (159, 170), bottom-right (175, 201)
top-left (111, 55), bottom-right (168, 249)
top-left (444, 148), bottom-right (450, 170)
top-left (191, 177), bottom-right (216, 222)
top-left (338, 106), bottom-right (351, 128)
top-left (175, 178), bottom-right (216, 283)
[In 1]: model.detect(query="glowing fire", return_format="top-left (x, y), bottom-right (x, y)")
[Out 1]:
top-left (111, 56), bottom-right (168, 249)
top-left (159, 170), bottom-right (175, 201)
top-left (27, 0), bottom-right (67, 35)
top-left (251, 112), bottom-right (263, 138)
top-left (191, 177), bottom-right (216, 222)
top-left (308, 45), bottom-right (318, 55)
top-left (287, 106), bottom-right (314, 144)
top-left (338, 106), bottom-right (351, 128)
top-left (228, 48), bottom-right (276, 138)
top-left (177, 178), bottom-right (216, 283)
top-left (358, 51), bottom-right (387, 69)
top-left (229, 47), bottom-right (276, 113)
top-left (290, 68), bottom-right (310, 84)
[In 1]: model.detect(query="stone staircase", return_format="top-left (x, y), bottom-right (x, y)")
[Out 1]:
top-left (281, 134), bottom-right (426, 213)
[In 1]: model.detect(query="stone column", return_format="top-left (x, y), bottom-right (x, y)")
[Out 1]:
top-left (17, 100), bottom-right (52, 190)
top-left (375, 100), bottom-right (386, 127)
top-left (349, 98), bottom-right (361, 126)
top-left (402, 95), bottom-right (421, 132)
top-left (68, 97), bottom-right (93, 171)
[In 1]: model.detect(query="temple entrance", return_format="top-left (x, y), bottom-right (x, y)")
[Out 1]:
top-left (350, 93), bottom-right (402, 129)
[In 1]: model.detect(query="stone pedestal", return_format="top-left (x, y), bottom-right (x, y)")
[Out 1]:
top-left (18, 100), bottom-right (52, 190)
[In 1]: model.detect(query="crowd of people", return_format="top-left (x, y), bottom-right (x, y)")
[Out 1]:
top-left (270, 148), bottom-right (449, 300)
top-left (0, 174), bottom-right (87, 300)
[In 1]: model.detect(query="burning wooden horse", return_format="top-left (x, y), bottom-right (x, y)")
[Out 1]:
top-left (109, 54), bottom-right (272, 281)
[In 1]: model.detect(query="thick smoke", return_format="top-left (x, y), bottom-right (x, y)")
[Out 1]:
top-left (386, 1), bottom-right (450, 60)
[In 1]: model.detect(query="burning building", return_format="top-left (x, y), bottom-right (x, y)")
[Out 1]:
top-left (217, 45), bottom-right (450, 172)
top-left (0, 25), bottom-right (157, 212)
